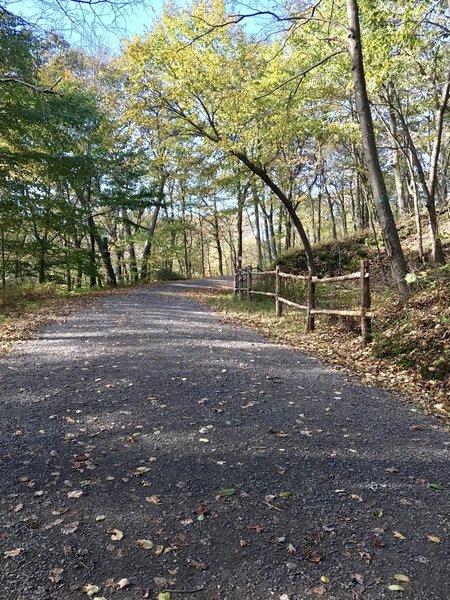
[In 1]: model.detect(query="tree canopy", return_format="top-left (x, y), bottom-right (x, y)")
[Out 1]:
top-left (0, 0), bottom-right (448, 291)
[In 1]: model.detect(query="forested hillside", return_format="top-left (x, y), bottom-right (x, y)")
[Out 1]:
top-left (1, 0), bottom-right (448, 294)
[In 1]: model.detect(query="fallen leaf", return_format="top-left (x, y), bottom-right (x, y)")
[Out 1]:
top-left (393, 531), bottom-right (405, 540)
top-left (13, 503), bottom-right (24, 512)
top-left (157, 593), bottom-right (171, 600)
top-left (136, 539), bottom-right (154, 550)
top-left (95, 515), bottom-right (106, 522)
top-left (374, 510), bottom-right (384, 518)
top-left (82, 584), bottom-right (100, 597)
top-left (49, 567), bottom-right (64, 583)
top-left (52, 506), bottom-right (68, 515)
top-left (218, 488), bottom-right (236, 497)
top-left (279, 491), bottom-right (292, 498)
top-left (426, 534), bottom-right (441, 544)
top-left (67, 490), bottom-right (83, 499)
top-left (154, 545), bottom-right (164, 556)
top-left (305, 550), bottom-right (322, 563)
top-left (135, 466), bottom-right (151, 474)
top-left (108, 528), bottom-right (123, 541)
top-left (428, 483), bottom-right (444, 491)
top-left (188, 558), bottom-right (207, 570)
top-left (145, 495), bottom-right (162, 505)
top-left (195, 502), bottom-right (209, 515)
top-left (388, 584), bottom-right (405, 591)
top-left (74, 454), bottom-right (90, 462)
top-left (4, 548), bottom-right (23, 558)
top-left (309, 585), bottom-right (326, 597)
top-left (351, 494), bottom-right (363, 502)
top-left (394, 575), bottom-right (410, 583)
top-left (287, 543), bottom-right (296, 555)
top-left (61, 521), bottom-right (79, 535)
top-left (116, 578), bottom-right (130, 589)
top-left (320, 575), bottom-right (330, 584)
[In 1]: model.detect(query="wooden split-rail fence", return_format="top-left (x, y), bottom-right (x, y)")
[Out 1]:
top-left (234, 260), bottom-right (372, 348)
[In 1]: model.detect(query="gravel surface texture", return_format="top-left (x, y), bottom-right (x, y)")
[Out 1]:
top-left (0, 279), bottom-right (448, 600)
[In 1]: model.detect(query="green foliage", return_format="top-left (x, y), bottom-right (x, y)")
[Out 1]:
top-left (276, 235), bottom-right (372, 276)
top-left (154, 267), bottom-right (184, 281)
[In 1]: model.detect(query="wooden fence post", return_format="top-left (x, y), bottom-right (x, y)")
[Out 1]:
top-left (305, 270), bottom-right (315, 332)
top-left (360, 260), bottom-right (372, 348)
top-left (275, 265), bottom-right (283, 316)
top-left (246, 266), bottom-right (253, 301)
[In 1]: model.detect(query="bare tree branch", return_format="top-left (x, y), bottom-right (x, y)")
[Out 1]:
top-left (0, 76), bottom-right (63, 95)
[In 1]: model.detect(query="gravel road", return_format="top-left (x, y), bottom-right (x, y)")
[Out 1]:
top-left (0, 280), bottom-right (448, 600)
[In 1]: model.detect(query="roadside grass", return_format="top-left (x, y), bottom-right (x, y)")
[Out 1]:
top-left (193, 282), bottom-right (450, 421)
top-left (0, 282), bottom-right (139, 356)
top-left (0, 284), bottom-right (95, 355)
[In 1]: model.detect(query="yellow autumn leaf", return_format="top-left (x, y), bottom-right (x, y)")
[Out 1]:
top-left (394, 574), bottom-right (410, 583)
top-left (426, 534), bottom-right (441, 544)
top-left (135, 466), bottom-right (151, 474)
top-left (82, 584), bottom-right (100, 597)
top-left (393, 531), bottom-right (405, 540)
top-left (136, 539), bottom-right (154, 550)
top-left (320, 575), bottom-right (330, 584)
top-left (108, 528), bottom-right (123, 541)
top-left (4, 548), bottom-right (23, 558)
top-left (388, 584), bottom-right (405, 591)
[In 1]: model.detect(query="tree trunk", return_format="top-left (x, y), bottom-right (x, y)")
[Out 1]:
top-left (122, 210), bottom-right (138, 282)
top-left (199, 216), bottom-right (206, 277)
top-left (263, 212), bottom-right (273, 263)
top-left (388, 101), bottom-right (407, 216)
top-left (346, 0), bottom-right (409, 294)
top-left (234, 151), bottom-right (315, 274)
top-left (140, 177), bottom-right (166, 279)
top-left (212, 200), bottom-right (223, 276)
top-left (95, 235), bottom-right (117, 287)
top-left (325, 186), bottom-right (337, 240)
top-left (251, 181), bottom-right (264, 270)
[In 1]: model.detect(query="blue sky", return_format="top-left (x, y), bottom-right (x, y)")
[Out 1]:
top-left (6, 0), bottom-right (276, 53)
top-left (5, 0), bottom-right (165, 52)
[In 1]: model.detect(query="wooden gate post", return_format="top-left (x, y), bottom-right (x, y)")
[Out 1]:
top-left (305, 270), bottom-right (315, 332)
top-left (360, 260), bottom-right (372, 347)
top-left (275, 265), bottom-right (283, 316)
top-left (246, 266), bottom-right (253, 301)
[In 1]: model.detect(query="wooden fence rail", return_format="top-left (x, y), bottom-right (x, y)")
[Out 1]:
top-left (234, 260), bottom-right (372, 348)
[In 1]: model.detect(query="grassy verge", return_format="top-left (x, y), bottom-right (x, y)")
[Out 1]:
top-left (188, 287), bottom-right (450, 422)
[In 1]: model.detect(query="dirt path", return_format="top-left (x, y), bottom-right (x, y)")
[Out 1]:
top-left (0, 281), bottom-right (448, 600)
